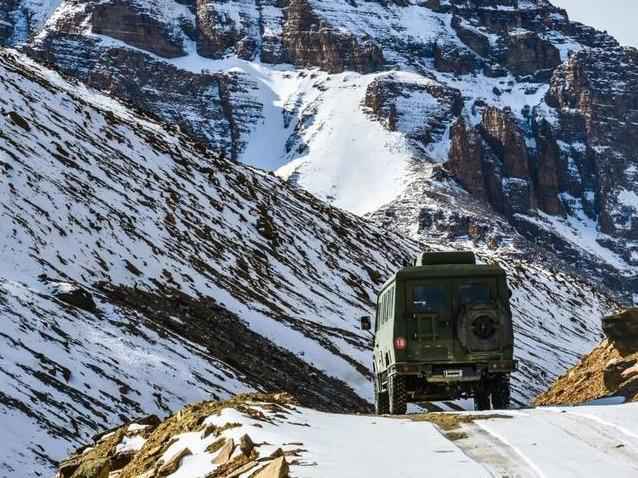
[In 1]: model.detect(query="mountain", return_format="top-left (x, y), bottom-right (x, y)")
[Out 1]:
top-left (0, 0), bottom-right (635, 475)
top-left (0, 46), bottom-right (617, 476)
top-left (0, 0), bottom-right (635, 302)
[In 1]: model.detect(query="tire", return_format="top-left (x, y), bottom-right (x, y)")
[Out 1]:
top-left (388, 374), bottom-right (407, 415)
top-left (474, 382), bottom-right (491, 411)
top-left (374, 376), bottom-right (390, 415)
top-left (491, 374), bottom-right (511, 410)
top-left (375, 390), bottom-right (390, 415)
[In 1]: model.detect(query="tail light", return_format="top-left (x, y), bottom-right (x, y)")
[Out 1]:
top-left (394, 337), bottom-right (407, 350)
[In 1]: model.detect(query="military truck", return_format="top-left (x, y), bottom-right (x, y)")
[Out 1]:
top-left (361, 251), bottom-right (516, 414)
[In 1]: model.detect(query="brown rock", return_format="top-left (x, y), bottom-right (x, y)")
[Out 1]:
top-left (447, 118), bottom-right (488, 201)
top-left (69, 458), bottom-right (110, 478)
top-left (239, 434), bottom-right (254, 456)
top-left (602, 309), bottom-right (638, 352)
top-left (157, 448), bottom-right (192, 477)
top-left (282, 0), bottom-right (383, 74)
top-left (504, 31), bottom-right (561, 76)
top-left (481, 107), bottom-right (530, 179)
top-left (452, 15), bottom-right (490, 57)
top-left (433, 41), bottom-right (479, 75)
top-left (226, 460), bottom-right (259, 478)
top-left (91, 1), bottom-right (184, 58)
top-left (212, 438), bottom-right (235, 465)
top-left (251, 457), bottom-right (289, 478)
top-left (196, 0), bottom-right (242, 59)
top-left (533, 119), bottom-right (564, 215)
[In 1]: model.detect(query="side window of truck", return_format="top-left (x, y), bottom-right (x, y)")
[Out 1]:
top-left (389, 287), bottom-right (395, 321)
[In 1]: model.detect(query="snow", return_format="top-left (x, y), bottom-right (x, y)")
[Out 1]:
top-left (475, 404), bottom-right (638, 477)
top-left (171, 404), bottom-right (490, 478)
top-left (618, 189), bottom-right (638, 209)
top-left (122, 400), bottom-right (638, 478)
top-left (0, 280), bottom-right (252, 476)
top-left (8, 0), bottom-right (63, 44)
top-left (276, 73), bottom-right (416, 215)
top-left (519, 195), bottom-right (637, 274)
top-left (115, 435), bottom-right (146, 454)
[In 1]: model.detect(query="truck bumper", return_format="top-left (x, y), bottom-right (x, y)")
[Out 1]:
top-left (391, 359), bottom-right (516, 381)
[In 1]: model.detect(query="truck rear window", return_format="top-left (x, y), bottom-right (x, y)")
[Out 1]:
top-left (459, 284), bottom-right (491, 305)
top-left (413, 287), bottom-right (447, 313)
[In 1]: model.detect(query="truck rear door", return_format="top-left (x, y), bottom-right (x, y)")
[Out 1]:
top-left (405, 280), bottom-right (453, 361)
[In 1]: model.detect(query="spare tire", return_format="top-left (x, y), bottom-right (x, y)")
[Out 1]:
top-left (458, 305), bottom-right (501, 352)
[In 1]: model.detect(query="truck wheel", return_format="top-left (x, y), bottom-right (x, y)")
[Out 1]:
top-left (374, 376), bottom-right (390, 415)
top-left (474, 383), bottom-right (491, 411)
top-left (491, 375), bottom-right (511, 410)
top-left (375, 390), bottom-right (389, 415)
top-left (388, 375), bottom-right (407, 415)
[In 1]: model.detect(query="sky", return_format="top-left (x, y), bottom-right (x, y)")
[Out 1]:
top-left (551, 0), bottom-right (638, 47)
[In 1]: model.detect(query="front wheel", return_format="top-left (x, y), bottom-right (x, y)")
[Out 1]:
top-left (388, 374), bottom-right (407, 415)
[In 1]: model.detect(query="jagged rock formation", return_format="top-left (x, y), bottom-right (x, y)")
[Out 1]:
top-left (535, 309), bottom-right (638, 405)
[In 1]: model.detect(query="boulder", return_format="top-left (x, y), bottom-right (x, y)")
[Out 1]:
top-left (239, 433), bottom-right (254, 456)
top-left (68, 458), bottom-right (110, 478)
top-left (213, 438), bottom-right (235, 465)
top-left (252, 457), bottom-right (289, 478)
top-left (157, 448), bottom-right (192, 477)
top-left (53, 284), bottom-right (98, 313)
top-left (602, 309), bottom-right (638, 351)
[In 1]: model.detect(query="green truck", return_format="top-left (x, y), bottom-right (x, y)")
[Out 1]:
top-left (361, 251), bottom-right (516, 414)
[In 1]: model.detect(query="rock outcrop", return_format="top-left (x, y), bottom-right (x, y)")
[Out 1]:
top-left (55, 394), bottom-right (295, 478)
top-left (446, 108), bottom-right (542, 217)
top-left (365, 74), bottom-right (463, 150)
top-left (503, 31), bottom-right (561, 77)
top-left (282, 0), bottom-right (384, 74)
top-left (91, 0), bottom-right (185, 58)
top-left (545, 47), bottom-right (638, 259)
top-left (535, 309), bottom-right (638, 406)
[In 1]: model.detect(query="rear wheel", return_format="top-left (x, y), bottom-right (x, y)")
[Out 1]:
top-left (374, 377), bottom-right (389, 415)
top-left (491, 374), bottom-right (511, 410)
top-left (388, 374), bottom-right (407, 415)
top-left (474, 382), bottom-right (491, 411)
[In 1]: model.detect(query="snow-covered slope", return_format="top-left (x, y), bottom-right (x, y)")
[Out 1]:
top-left (55, 393), bottom-right (638, 478)
top-left (0, 47), bottom-right (415, 474)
